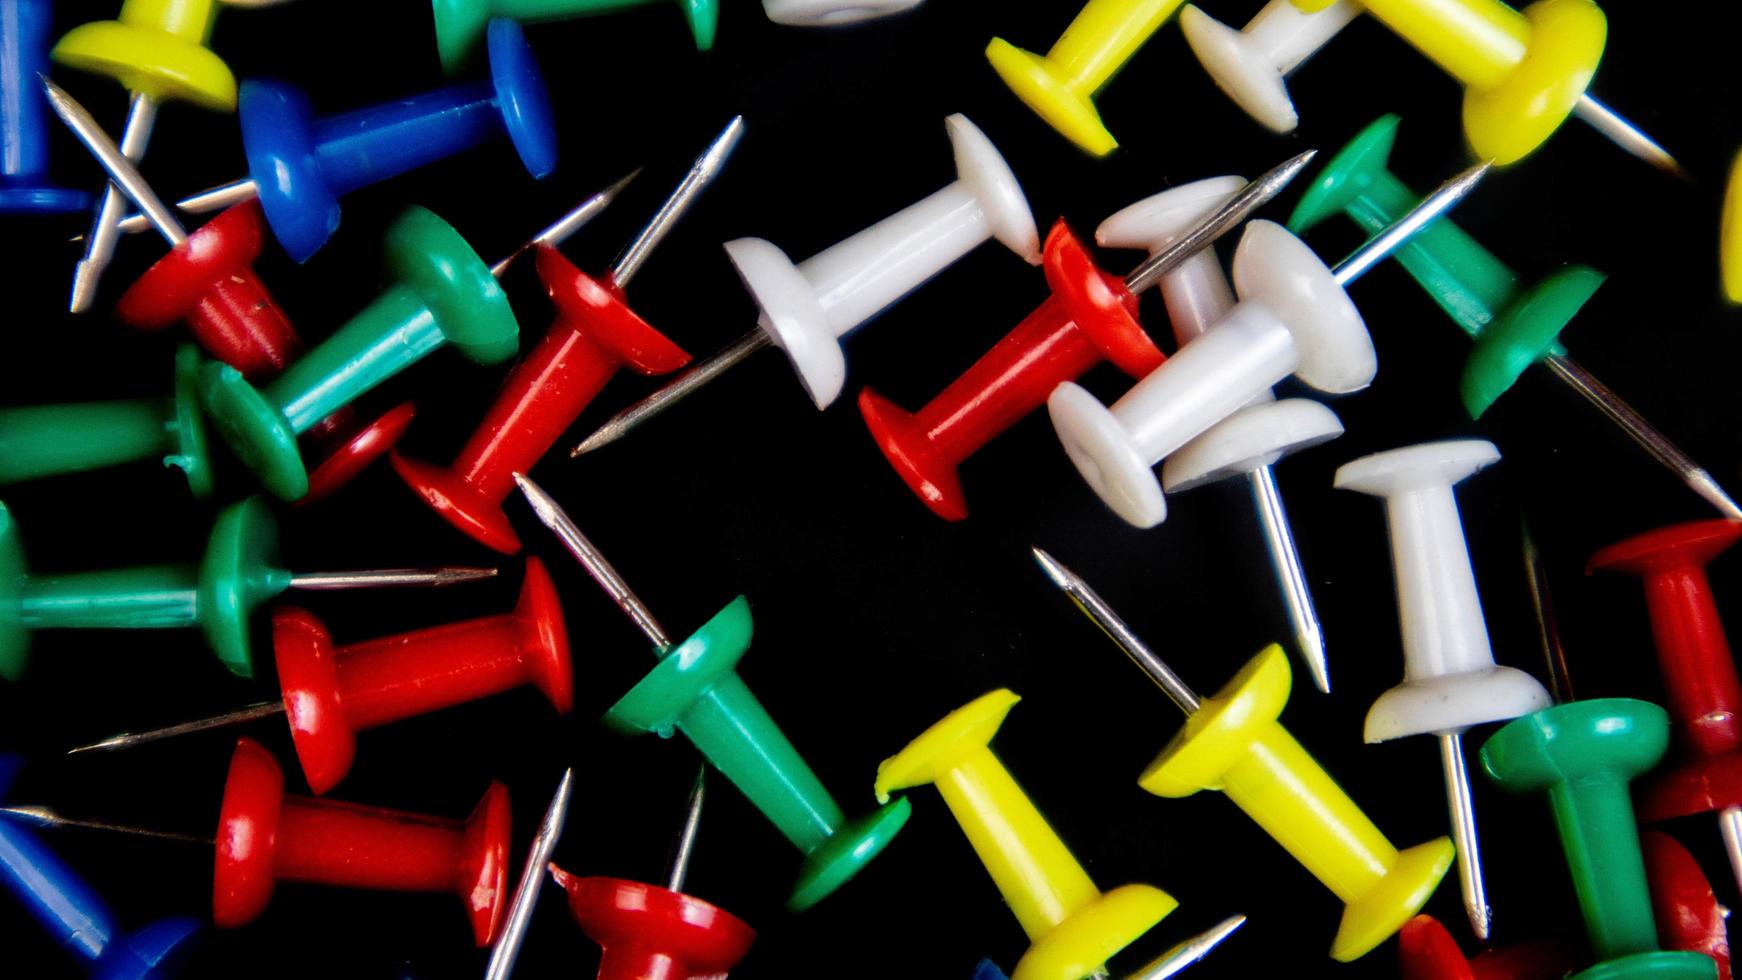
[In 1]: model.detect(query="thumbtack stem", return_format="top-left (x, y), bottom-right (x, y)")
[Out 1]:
top-left (66, 700), bottom-right (285, 756)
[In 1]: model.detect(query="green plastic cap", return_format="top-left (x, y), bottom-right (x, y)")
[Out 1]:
top-left (198, 497), bottom-right (290, 678)
top-left (1482, 699), bottom-right (1669, 793)
top-left (1287, 115), bottom-right (1401, 234)
top-left (602, 596), bottom-right (755, 736)
top-left (167, 345), bottom-right (216, 498)
top-left (431, 0), bottom-right (490, 75)
top-left (0, 504), bottom-right (28, 682)
top-left (199, 361), bottom-right (308, 501)
top-left (384, 207), bottom-right (519, 366)
top-left (1461, 265), bottom-right (1603, 418)
top-left (787, 797), bottom-right (912, 912)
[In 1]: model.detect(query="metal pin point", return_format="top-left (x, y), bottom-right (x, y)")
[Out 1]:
top-left (489, 169), bottom-right (642, 278)
top-left (0, 805), bottom-right (213, 846)
top-left (1572, 95), bottom-right (1691, 182)
top-left (484, 768), bottom-right (573, 980)
top-left (1128, 915), bottom-right (1247, 980)
top-left (571, 149), bottom-right (1321, 457)
top-left (42, 78), bottom-right (185, 248)
top-left (1249, 467), bottom-right (1329, 693)
top-left (1332, 161), bottom-right (1492, 287)
top-left (68, 90), bottom-right (159, 312)
top-left (1440, 731), bottom-right (1492, 940)
top-left (664, 766), bottom-right (707, 894)
top-left (613, 116), bottom-right (745, 287)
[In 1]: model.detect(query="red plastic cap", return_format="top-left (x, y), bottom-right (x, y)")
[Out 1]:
top-left (1640, 751), bottom-right (1742, 821)
top-left (117, 201), bottom-right (301, 378)
top-left (387, 449), bottom-right (523, 554)
top-left (1644, 831), bottom-right (1732, 979)
top-left (1043, 221), bottom-right (1160, 380)
top-left (272, 608), bottom-right (355, 795)
top-left (513, 559), bottom-right (573, 714)
top-left (535, 246), bottom-right (692, 375)
top-left (1399, 916), bottom-right (1475, 980)
top-left (549, 870), bottom-right (755, 979)
top-left (857, 388), bottom-right (968, 522)
top-left (1588, 521), bottom-right (1742, 576)
top-left (299, 402), bottom-right (417, 506)
top-left (213, 737), bottom-right (287, 928)
top-left (458, 782), bottom-right (513, 947)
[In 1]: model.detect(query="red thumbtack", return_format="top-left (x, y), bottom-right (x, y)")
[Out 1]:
top-left (1643, 831), bottom-right (1733, 980)
top-left (71, 560), bottom-right (572, 795)
top-left (1587, 520), bottom-right (1742, 893)
top-left (1398, 915), bottom-right (1576, 980)
top-left (215, 737), bottom-right (512, 945)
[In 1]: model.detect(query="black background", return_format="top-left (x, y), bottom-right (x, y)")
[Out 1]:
top-left (4, 1), bottom-right (1742, 977)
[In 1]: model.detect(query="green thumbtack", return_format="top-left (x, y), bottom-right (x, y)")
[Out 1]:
top-left (431, 0), bottom-right (718, 74)
top-left (200, 206), bottom-right (519, 501)
top-left (1289, 116), bottom-right (1742, 523)
top-left (0, 345), bottom-right (212, 497)
top-left (0, 496), bottom-right (496, 682)
top-left (515, 472), bottom-right (910, 912)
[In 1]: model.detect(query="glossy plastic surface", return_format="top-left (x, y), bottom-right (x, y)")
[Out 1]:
top-left (877, 690), bottom-right (1178, 980)
top-left (1724, 150), bottom-right (1742, 305)
top-left (213, 738), bottom-right (511, 946)
top-left (1398, 915), bottom-right (1576, 980)
top-left (1589, 521), bottom-right (1742, 822)
top-left (1481, 699), bottom-right (1717, 979)
top-left (240, 20), bottom-right (555, 262)
top-left (1138, 645), bottom-right (1452, 960)
top-left (857, 220), bottom-right (1154, 521)
top-left (0, 0), bottom-right (90, 213)
top-left (51, 0), bottom-right (236, 110)
top-left (549, 869), bottom-right (756, 980)
top-left (762, 0), bottom-right (922, 26)
top-left (432, 0), bottom-right (719, 73)
top-left (273, 559), bottom-right (570, 794)
top-left (201, 206), bottom-right (518, 501)
top-left (1642, 832), bottom-right (1732, 979)
top-left (603, 596), bottom-right (910, 911)
top-left (1179, 0), bottom-right (1361, 134)
top-left (0, 754), bottom-right (203, 980)
top-left (392, 246), bottom-right (689, 553)
top-left (984, 0), bottom-right (1189, 155)
top-left (1335, 440), bottom-right (1550, 740)
top-left (0, 345), bottom-right (213, 496)
top-left (728, 113), bottom-right (1039, 408)
top-left (1288, 115), bottom-right (1600, 418)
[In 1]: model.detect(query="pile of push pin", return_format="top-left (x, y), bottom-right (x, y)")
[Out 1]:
top-left (0, 0), bottom-right (1739, 977)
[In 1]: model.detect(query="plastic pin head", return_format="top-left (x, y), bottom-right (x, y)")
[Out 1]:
top-left (52, 0), bottom-right (237, 109)
top-left (432, 0), bottom-right (719, 74)
top-left (0, 1), bottom-right (91, 214)
top-left (549, 869), bottom-right (756, 980)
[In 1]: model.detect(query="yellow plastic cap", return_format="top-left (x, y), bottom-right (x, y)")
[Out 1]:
top-left (1330, 838), bottom-right (1455, 961)
top-left (1722, 149), bottom-right (1742, 303)
top-left (876, 689), bottom-right (1019, 803)
top-left (1461, 0), bottom-right (1605, 166)
top-left (1011, 884), bottom-right (1179, 980)
top-left (985, 38), bottom-right (1118, 156)
top-left (1138, 644), bottom-right (1292, 798)
top-left (53, 20), bottom-right (236, 109)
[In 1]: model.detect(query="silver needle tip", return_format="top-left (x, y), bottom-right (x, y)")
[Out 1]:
top-left (39, 76), bottom-right (186, 248)
top-left (484, 768), bottom-right (574, 980)
top-left (611, 115), bottom-right (745, 287)
top-left (1131, 914), bottom-right (1248, 980)
top-left (489, 168), bottom-right (643, 278)
top-left (1334, 160), bottom-right (1490, 286)
top-left (1573, 94), bottom-right (1692, 182)
top-left (288, 566), bottom-right (499, 589)
top-left (664, 765), bottom-right (707, 893)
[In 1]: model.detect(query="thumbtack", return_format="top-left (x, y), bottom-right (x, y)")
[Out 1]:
top-left (514, 472), bottom-right (911, 911)
top-left (1290, 116), bottom-right (1742, 520)
top-left (1103, 176), bottom-right (1340, 693)
top-left (0, 495), bottom-right (496, 683)
top-left (68, 559), bottom-right (569, 795)
top-left (1722, 151), bottom-right (1742, 305)
top-left (1478, 529), bottom-right (1718, 980)
top-left (1336, 440), bottom-right (1554, 942)
top-left (984, 0), bottom-right (1190, 155)
top-left (1587, 520), bottom-right (1742, 902)
top-left (549, 768), bottom-right (758, 980)
top-left (1396, 915), bottom-right (1576, 980)
top-left (1034, 547), bottom-right (1454, 961)
top-left (52, 0), bottom-right (241, 313)
top-left (1046, 160), bottom-right (1488, 529)
top-left (0, 344), bottom-right (212, 495)
top-left (1178, 0), bottom-right (1360, 134)
top-left (433, 0), bottom-right (719, 74)
top-left (1642, 832), bottom-right (1734, 980)
top-left (0, 1), bottom-right (88, 213)
top-left (484, 768), bottom-right (573, 980)
top-left (0, 754), bottom-right (203, 979)
top-left (104, 19), bottom-right (556, 262)
top-left (856, 151), bottom-right (1316, 522)
top-left (1234, 0), bottom-right (1684, 171)
top-left (392, 118), bottom-right (744, 553)
top-left (762, 0), bottom-right (922, 26)
top-left (877, 689), bottom-right (1180, 980)
top-left (972, 916), bottom-right (1247, 980)
top-left (572, 113), bottom-right (1041, 454)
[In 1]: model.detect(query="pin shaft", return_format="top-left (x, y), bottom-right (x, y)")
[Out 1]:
top-left (0, 805), bottom-right (212, 846)
top-left (571, 330), bottom-right (772, 457)
top-left (43, 82), bottom-right (182, 248)
top-left (1719, 807), bottom-right (1742, 904)
top-left (287, 567), bottom-right (499, 589)
top-left (1247, 467), bottom-right (1329, 694)
top-left (67, 700), bottom-right (284, 756)
top-left (1333, 162), bottom-right (1491, 287)
top-left (107, 177), bottom-right (260, 239)
top-left (612, 117), bottom-right (745, 288)
top-left (664, 766), bottom-right (707, 893)
top-left (68, 90), bottom-right (161, 313)
top-left (488, 170), bottom-right (641, 279)
top-left (1521, 522), bottom-right (1575, 704)
top-left (1440, 731), bottom-right (1492, 941)
top-left (1128, 914), bottom-right (1246, 980)
top-left (484, 768), bottom-right (574, 980)
top-left (1573, 94), bottom-right (1690, 181)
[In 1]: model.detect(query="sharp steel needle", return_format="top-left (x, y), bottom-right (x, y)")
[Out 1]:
top-left (484, 768), bottom-right (574, 980)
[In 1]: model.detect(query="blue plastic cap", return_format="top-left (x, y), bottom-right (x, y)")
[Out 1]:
top-left (0, 184), bottom-right (92, 215)
top-left (239, 79), bottom-right (340, 264)
top-left (92, 919), bottom-right (203, 980)
top-left (486, 20), bottom-right (557, 180)
top-left (972, 959), bottom-right (1011, 980)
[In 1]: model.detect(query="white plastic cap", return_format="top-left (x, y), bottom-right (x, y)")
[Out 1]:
top-left (1162, 398), bottom-right (1342, 491)
top-left (1096, 175), bottom-right (1247, 252)
top-left (1365, 667), bottom-right (1553, 741)
top-left (1232, 220), bottom-right (1374, 393)
top-left (725, 237), bottom-right (846, 408)
top-left (763, 0), bottom-right (923, 26)
top-left (946, 113), bottom-right (1041, 265)
top-left (1048, 381), bottom-right (1166, 528)
top-left (1181, 5), bottom-right (1300, 133)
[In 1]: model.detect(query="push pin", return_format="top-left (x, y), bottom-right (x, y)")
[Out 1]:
top-left (1033, 548), bottom-right (1454, 961)
top-left (52, 0), bottom-right (240, 313)
top-left (392, 118), bottom-right (745, 552)
top-left (1047, 160), bottom-right (1487, 529)
top-left (1478, 528), bottom-right (1718, 980)
top-left (1588, 520), bottom-right (1742, 901)
top-left (110, 19), bottom-right (556, 262)
top-left (1103, 176), bottom-right (1340, 691)
top-left (0, 754), bottom-right (202, 979)
top-left (483, 769), bottom-right (572, 980)
top-left (877, 689), bottom-right (1180, 980)
top-left (572, 113), bottom-right (1042, 454)
top-left (1195, 0), bottom-right (1682, 171)
top-left (857, 152), bottom-right (1316, 521)
top-left (1290, 116), bottom-right (1741, 520)
top-left (549, 768), bottom-right (758, 980)
top-left (1396, 915), bottom-right (1576, 980)
top-left (0, 344), bottom-right (211, 495)
top-left (762, 0), bottom-right (923, 26)
top-left (1643, 832), bottom-right (1734, 980)
top-left (515, 473), bottom-right (911, 910)
top-left (1336, 440), bottom-right (1554, 941)
top-left (0, 496), bottom-right (495, 683)
top-left (69, 559), bottom-right (569, 795)
top-left (433, 0), bottom-right (718, 73)
top-left (1723, 152), bottom-right (1742, 305)
top-left (984, 0), bottom-right (1191, 155)
top-left (971, 916), bottom-right (1247, 980)
top-left (0, 0), bottom-right (88, 214)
